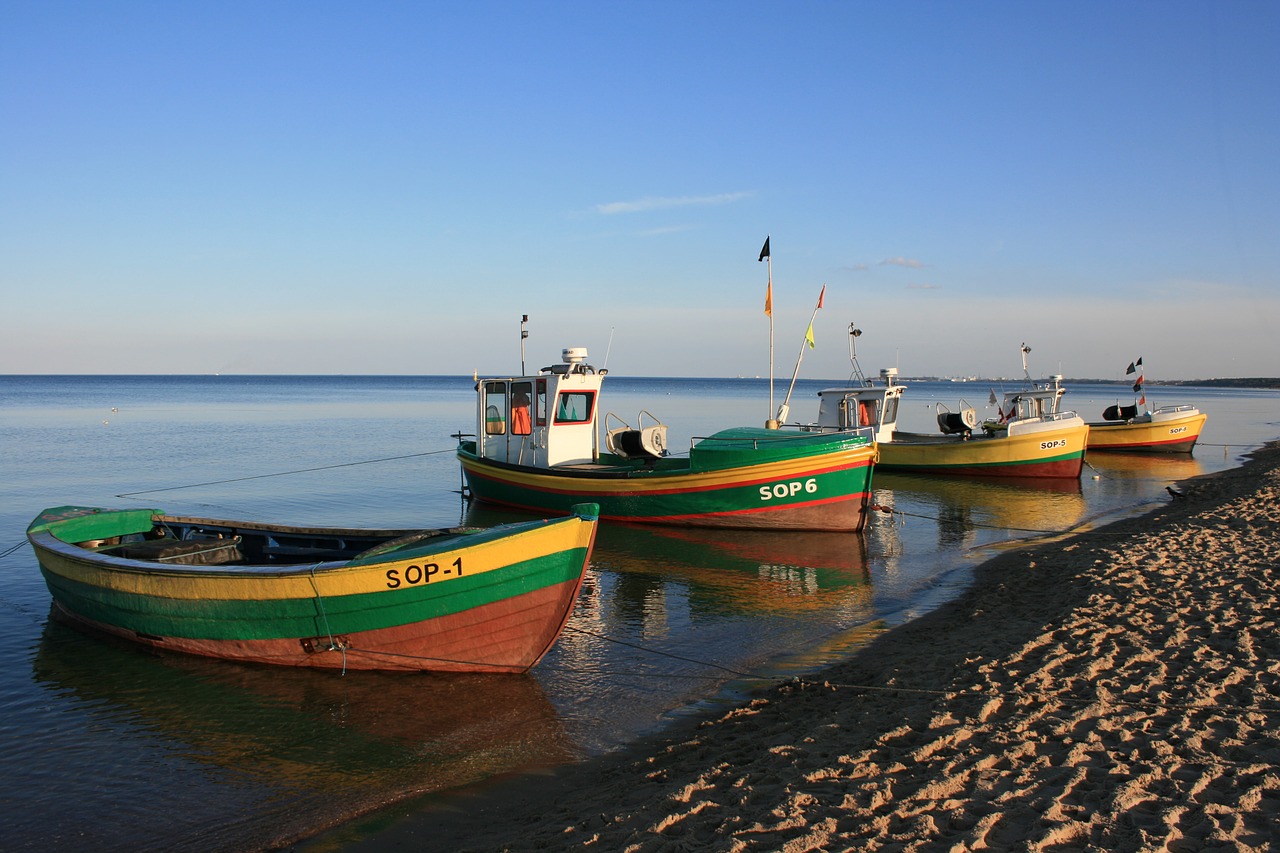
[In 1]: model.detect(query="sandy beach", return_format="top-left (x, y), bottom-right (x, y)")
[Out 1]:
top-left (332, 442), bottom-right (1280, 853)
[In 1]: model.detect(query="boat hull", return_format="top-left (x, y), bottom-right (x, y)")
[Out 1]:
top-left (459, 430), bottom-right (878, 532)
top-left (877, 422), bottom-right (1089, 479)
top-left (1086, 411), bottom-right (1206, 453)
top-left (28, 506), bottom-right (598, 673)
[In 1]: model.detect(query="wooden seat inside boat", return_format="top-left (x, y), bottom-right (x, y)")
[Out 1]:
top-left (107, 536), bottom-right (243, 565)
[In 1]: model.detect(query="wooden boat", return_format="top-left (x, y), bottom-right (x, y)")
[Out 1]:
top-left (457, 346), bottom-right (878, 531)
top-left (802, 333), bottom-right (1088, 479)
top-left (1085, 356), bottom-right (1206, 453)
top-left (1086, 404), bottom-right (1207, 453)
top-left (27, 503), bottom-right (599, 673)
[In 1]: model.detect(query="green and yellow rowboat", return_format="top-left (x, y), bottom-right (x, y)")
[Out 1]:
top-left (28, 503), bottom-right (599, 673)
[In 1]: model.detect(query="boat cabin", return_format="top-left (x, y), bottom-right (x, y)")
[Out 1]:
top-left (993, 375), bottom-right (1068, 423)
top-left (473, 347), bottom-right (669, 470)
top-left (475, 347), bottom-right (602, 467)
top-left (812, 367), bottom-right (905, 443)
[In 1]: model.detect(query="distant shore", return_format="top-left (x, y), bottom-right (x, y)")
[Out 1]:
top-left (897, 376), bottom-right (1280, 389)
top-left (318, 440), bottom-right (1280, 853)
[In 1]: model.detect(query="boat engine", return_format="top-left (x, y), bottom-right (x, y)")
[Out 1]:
top-left (937, 406), bottom-right (978, 435)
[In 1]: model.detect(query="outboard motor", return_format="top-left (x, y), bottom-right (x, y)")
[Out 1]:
top-left (937, 406), bottom-right (978, 435)
top-left (604, 410), bottom-right (668, 460)
top-left (1102, 404), bottom-right (1139, 421)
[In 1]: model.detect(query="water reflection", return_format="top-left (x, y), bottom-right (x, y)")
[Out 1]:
top-left (465, 503), bottom-right (871, 619)
top-left (871, 471), bottom-right (1089, 555)
top-left (30, 618), bottom-right (572, 850)
top-left (1086, 451), bottom-right (1205, 482)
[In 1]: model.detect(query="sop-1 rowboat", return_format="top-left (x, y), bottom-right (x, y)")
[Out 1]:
top-left (28, 503), bottom-right (598, 673)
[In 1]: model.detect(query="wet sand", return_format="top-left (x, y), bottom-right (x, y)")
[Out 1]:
top-left (330, 442), bottom-right (1280, 852)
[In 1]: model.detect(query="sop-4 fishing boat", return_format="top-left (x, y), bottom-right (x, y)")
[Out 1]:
top-left (1087, 405), bottom-right (1207, 453)
top-left (457, 346), bottom-right (878, 531)
top-left (1086, 357), bottom-right (1207, 453)
top-left (28, 504), bottom-right (599, 673)
top-left (802, 333), bottom-right (1088, 480)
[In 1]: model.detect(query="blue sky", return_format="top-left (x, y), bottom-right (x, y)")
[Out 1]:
top-left (2, 1), bottom-right (1277, 380)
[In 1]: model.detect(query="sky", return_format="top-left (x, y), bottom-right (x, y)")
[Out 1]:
top-left (2, 1), bottom-right (1277, 381)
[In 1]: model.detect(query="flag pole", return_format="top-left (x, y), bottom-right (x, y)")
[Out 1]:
top-left (777, 284), bottom-right (825, 424)
top-left (759, 236), bottom-right (776, 428)
top-left (768, 253), bottom-right (774, 424)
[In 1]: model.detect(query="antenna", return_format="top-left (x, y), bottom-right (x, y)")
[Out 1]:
top-left (603, 326), bottom-right (615, 371)
top-left (847, 323), bottom-right (869, 386)
top-left (520, 315), bottom-right (529, 375)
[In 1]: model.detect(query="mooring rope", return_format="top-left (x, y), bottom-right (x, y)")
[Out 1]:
top-left (307, 563), bottom-right (347, 676)
top-left (114, 446), bottom-right (458, 497)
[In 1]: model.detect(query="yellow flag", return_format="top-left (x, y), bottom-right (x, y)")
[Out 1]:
top-left (764, 281), bottom-right (772, 317)
top-left (805, 321), bottom-right (815, 349)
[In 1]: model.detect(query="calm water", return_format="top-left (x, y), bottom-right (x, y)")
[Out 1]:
top-left (1, 374), bottom-right (1276, 851)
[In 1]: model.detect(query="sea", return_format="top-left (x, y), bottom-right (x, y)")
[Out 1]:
top-left (1, 373), bottom-right (1276, 851)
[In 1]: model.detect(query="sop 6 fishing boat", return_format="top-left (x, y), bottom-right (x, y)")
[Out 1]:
top-left (456, 345), bottom-right (878, 531)
top-left (28, 503), bottom-right (599, 673)
top-left (1085, 357), bottom-right (1207, 453)
top-left (802, 332), bottom-right (1088, 480)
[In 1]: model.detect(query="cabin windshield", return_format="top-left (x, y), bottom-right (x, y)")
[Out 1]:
top-left (511, 381), bottom-right (534, 435)
top-left (554, 391), bottom-right (595, 424)
top-left (881, 394), bottom-right (900, 426)
top-left (535, 378), bottom-right (548, 427)
top-left (484, 382), bottom-right (508, 435)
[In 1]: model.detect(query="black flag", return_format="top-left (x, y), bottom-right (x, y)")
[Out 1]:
top-left (1136, 356), bottom-right (1143, 367)
top-left (1126, 361), bottom-right (1136, 375)
top-left (758, 237), bottom-right (770, 262)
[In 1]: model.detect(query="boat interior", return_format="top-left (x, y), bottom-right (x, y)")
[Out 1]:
top-left (78, 518), bottom-right (466, 567)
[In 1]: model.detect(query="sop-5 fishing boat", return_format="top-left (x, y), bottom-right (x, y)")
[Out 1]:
top-left (1085, 358), bottom-right (1207, 453)
top-left (457, 346), bottom-right (878, 531)
top-left (802, 332), bottom-right (1088, 480)
top-left (28, 503), bottom-right (599, 673)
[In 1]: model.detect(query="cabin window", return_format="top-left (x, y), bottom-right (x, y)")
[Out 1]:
top-left (882, 396), bottom-right (899, 425)
top-left (484, 382), bottom-right (507, 435)
top-left (511, 381), bottom-right (534, 435)
top-left (858, 400), bottom-right (878, 427)
top-left (554, 391), bottom-right (595, 424)
top-left (535, 378), bottom-right (548, 426)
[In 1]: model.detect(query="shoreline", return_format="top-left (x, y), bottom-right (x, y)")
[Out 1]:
top-left (308, 442), bottom-right (1280, 852)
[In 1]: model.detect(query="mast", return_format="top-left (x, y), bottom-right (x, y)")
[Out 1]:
top-left (520, 314), bottom-right (529, 375)
top-left (760, 236), bottom-right (774, 427)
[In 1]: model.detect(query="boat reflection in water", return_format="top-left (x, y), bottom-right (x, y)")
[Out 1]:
top-left (870, 471), bottom-right (1089, 554)
top-left (465, 503), bottom-right (876, 691)
top-left (466, 503), bottom-right (870, 616)
top-left (1087, 451), bottom-right (1205, 483)
top-left (31, 619), bottom-right (572, 852)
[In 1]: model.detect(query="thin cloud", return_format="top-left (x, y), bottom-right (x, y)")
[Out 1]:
top-left (637, 224), bottom-right (699, 236)
top-left (879, 256), bottom-right (927, 268)
top-left (596, 191), bottom-right (754, 215)
top-left (906, 283), bottom-right (941, 290)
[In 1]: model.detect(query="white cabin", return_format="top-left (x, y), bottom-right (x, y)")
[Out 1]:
top-left (812, 367), bottom-right (905, 443)
top-left (475, 347), bottom-right (605, 468)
